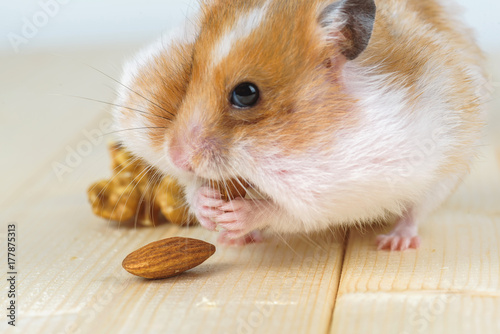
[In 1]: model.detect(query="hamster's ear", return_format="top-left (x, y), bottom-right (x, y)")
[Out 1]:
top-left (318, 0), bottom-right (376, 60)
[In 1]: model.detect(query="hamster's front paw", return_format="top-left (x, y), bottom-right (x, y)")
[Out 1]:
top-left (192, 186), bottom-right (226, 231)
top-left (212, 198), bottom-right (268, 239)
top-left (193, 186), bottom-right (269, 244)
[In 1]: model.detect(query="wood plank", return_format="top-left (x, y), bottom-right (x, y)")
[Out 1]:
top-left (333, 294), bottom-right (500, 334)
top-left (331, 145), bottom-right (500, 334)
top-left (0, 131), bottom-right (346, 333)
top-left (1, 46), bottom-right (499, 334)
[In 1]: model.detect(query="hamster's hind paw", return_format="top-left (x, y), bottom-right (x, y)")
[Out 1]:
top-left (376, 234), bottom-right (421, 251)
top-left (376, 212), bottom-right (421, 251)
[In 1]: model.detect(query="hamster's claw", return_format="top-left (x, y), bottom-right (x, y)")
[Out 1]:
top-left (376, 234), bottom-right (421, 251)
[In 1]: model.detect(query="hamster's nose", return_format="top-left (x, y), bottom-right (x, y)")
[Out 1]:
top-left (169, 143), bottom-right (194, 173)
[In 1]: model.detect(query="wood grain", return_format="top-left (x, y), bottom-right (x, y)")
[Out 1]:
top-left (0, 49), bottom-right (499, 334)
top-left (331, 146), bottom-right (500, 334)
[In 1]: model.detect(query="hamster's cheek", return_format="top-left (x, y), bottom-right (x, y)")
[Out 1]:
top-left (236, 150), bottom-right (315, 201)
top-left (112, 108), bottom-right (171, 175)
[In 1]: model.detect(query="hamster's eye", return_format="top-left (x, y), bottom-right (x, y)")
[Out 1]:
top-left (230, 82), bottom-right (260, 108)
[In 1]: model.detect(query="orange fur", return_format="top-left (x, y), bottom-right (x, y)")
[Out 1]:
top-left (173, 0), bottom-right (357, 163)
top-left (122, 0), bottom-right (484, 175)
top-left (120, 40), bottom-right (194, 151)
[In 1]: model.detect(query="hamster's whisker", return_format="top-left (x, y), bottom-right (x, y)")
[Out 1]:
top-left (324, 224), bottom-right (337, 242)
top-left (107, 162), bottom-right (148, 228)
top-left (85, 63), bottom-right (176, 119)
top-left (215, 165), bottom-right (233, 208)
top-left (274, 232), bottom-right (300, 256)
top-left (144, 155), bottom-right (185, 224)
top-left (222, 177), bottom-right (235, 211)
top-left (102, 81), bottom-right (176, 123)
top-left (101, 83), bottom-right (175, 123)
top-left (103, 127), bottom-right (169, 136)
top-left (128, 158), bottom-right (164, 229)
top-left (228, 170), bottom-right (260, 201)
top-left (226, 168), bottom-right (268, 213)
top-left (133, 164), bottom-right (160, 228)
top-left (226, 175), bottom-right (266, 214)
top-left (299, 232), bottom-right (325, 252)
top-left (60, 94), bottom-right (173, 122)
top-left (102, 154), bottom-right (164, 229)
top-left (228, 177), bottom-right (246, 199)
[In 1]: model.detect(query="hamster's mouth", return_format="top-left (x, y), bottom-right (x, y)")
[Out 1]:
top-left (204, 177), bottom-right (249, 198)
top-left (203, 178), bottom-right (268, 201)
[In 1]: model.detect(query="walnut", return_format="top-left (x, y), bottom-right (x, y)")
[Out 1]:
top-left (88, 143), bottom-right (248, 227)
top-left (88, 143), bottom-right (191, 226)
top-left (155, 176), bottom-right (196, 226)
top-left (88, 176), bottom-right (141, 222)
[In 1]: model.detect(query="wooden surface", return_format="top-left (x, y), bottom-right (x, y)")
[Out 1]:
top-left (0, 49), bottom-right (499, 334)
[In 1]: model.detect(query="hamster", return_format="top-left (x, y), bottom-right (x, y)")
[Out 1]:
top-left (112, 0), bottom-right (485, 250)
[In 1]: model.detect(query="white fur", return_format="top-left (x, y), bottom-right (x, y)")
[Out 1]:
top-left (225, 59), bottom-right (482, 234)
top-left (118, 18), bottom-right (198, 105)
top-left (112, 17), bottom-right (199, 174)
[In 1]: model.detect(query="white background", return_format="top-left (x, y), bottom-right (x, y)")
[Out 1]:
top-left (0, 0), bottom-right (499, 55)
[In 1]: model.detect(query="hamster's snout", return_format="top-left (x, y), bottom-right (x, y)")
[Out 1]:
top-left (169, 125), bottom-right (199, 173)
top-left (169, 141), bottom-right (194, 172)
top-left (168, 121), bottom-right (224, 176)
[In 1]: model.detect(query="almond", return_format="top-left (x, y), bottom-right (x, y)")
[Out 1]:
top-left (122, 237), bottom-right (216, 279)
